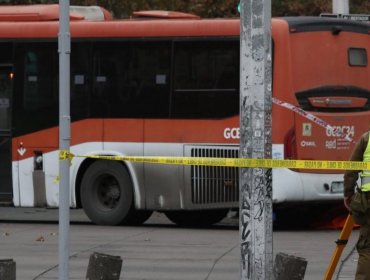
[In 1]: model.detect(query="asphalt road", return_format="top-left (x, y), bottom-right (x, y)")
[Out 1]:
top-left (0, 207), bottom-right (359, 280)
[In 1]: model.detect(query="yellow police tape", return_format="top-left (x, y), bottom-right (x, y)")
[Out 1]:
top-left (59, 150), bottom-right (367, 171)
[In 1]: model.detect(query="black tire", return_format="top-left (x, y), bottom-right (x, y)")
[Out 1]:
top-left (164, 209), bottom-right (228, 227)
top-left (81, 160), bottom-right (135, 225)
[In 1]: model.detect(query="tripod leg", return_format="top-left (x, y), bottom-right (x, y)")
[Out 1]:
top-left (323, 214), bottom-right (354, 280)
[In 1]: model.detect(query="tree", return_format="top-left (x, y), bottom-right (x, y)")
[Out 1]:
top-left (73, 0), bottom-right (370, 18)
top-left (272, 0), bottom-right (332, 16)
top-left (1, 0), bottom-right (370, 18)
top-left (350, 0), bottom-right (370, 14)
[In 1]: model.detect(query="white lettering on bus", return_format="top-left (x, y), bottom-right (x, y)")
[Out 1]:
top-left (326, 125), bottom-right (355, 138)
top-left (325, 140), bottom-right (337, 149)
top-left (224, 127), bottom-right (240, 139)
top-left (300, 140), bottom-right (316, 147)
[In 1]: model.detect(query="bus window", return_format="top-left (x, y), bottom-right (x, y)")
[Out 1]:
top-left (92, 42), bottom-right (123, 118)
top-left (171, 40), bottom-right (239, 119)
top-left (126, 41), bottom-right (171, 118)
top-left (348, 48), bottom-right (367, 66)
top-left (24, 49), bottom-right (57, 111)
top-left (92, 41), bottom-right (171, 118)
top-left (71, 42), bottom-right (90, 121)
top-left (0, 68), bottom-right (12, 130)
top-left (16, 43), bottom-right (58, 135)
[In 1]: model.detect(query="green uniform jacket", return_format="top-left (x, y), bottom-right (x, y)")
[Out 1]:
top-left (344, 131), bottom-right (370, 198)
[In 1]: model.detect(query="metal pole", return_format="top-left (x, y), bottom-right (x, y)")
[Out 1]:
top-left (239, 0), bottom-right (273, 279)
top-left (58, 0), bottom-right (71, 279)
top-left (332, 0), bottom-right (349, 14)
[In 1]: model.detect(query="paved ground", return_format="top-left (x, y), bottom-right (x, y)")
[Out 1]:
top-left (0, 207), bottom-right (360, 279)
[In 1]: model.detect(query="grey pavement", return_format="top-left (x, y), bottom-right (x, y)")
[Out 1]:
top-left (0, 207), bottom-right (360, 279)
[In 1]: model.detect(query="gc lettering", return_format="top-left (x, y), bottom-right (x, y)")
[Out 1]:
top-left (224, 127), bottom-right (240, 139)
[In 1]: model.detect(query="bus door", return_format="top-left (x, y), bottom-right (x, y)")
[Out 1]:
top-left (0, 65), bottom-right (13, 203)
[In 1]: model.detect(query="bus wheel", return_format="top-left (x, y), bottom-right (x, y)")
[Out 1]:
top-left (81, 160), bottom-right (135, 226)
top-left (164, 210), bottom-right (228, 227)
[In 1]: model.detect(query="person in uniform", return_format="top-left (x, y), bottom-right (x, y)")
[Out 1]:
top-left (344, 131), bottom-right (370, 280)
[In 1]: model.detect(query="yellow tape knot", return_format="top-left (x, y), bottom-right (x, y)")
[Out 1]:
top-left (59, 150), bottom-right (75, 162)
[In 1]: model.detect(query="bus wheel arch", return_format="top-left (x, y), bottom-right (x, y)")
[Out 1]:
top-left (75, 158), bottom-right (95, 209)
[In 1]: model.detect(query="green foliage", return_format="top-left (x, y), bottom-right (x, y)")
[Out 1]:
top-left (350, 0), bottom-right (370, 14)
top-left (272, 0), bottom-right (370, 16)
top-left (272, 0), bottom-right (332, 16)
top-left (68, 0), bottom-right (189, 18)
top-left (74, 0), bottom-right (370, 18)
top-left (187, 0), bottom-right (239, 18)
top-left (1, 0), bottom-right (369, 18)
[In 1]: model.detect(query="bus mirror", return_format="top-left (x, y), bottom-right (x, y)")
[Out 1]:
top-left (34, 151), bottom-right (43, 171)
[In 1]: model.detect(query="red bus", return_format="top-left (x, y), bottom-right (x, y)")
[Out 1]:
top-left (0, 5), bottom-right (369, 226)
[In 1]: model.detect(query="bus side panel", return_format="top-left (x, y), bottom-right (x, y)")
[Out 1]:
top-left (12, 119), bottom-right (106, 207)
top-left (143, 142), bottom-right (184, 210)
top-left (13, 128), bottom-right (58, 207)
top-left (12, 41), bottom-right (60, 207)
top-left (68, 119), bottom-right (105, 208)
top-left (143, 118), bottom-right (239, 210)
top-left (102, 119), bottom-right (145, 209)
top-left (271, 19), bottom-right (296, 145)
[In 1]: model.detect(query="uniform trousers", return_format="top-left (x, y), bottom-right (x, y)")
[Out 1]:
top-left (355, 214), bottom-right (370, 279)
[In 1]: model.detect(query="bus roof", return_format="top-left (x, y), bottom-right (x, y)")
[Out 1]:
top-left (0, 17), bottom-right (240, 39)
top-left (0, 4), bottom-right (112, 21)
top-left (132, 10), bottom-right (200, 20)
top-left (0, 5), bottom-right (367, 39)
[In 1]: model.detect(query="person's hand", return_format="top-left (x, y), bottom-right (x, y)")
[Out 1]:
top-left (344, 196), bottom-right (352, 211)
